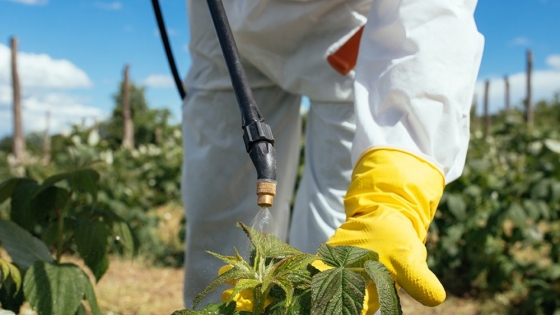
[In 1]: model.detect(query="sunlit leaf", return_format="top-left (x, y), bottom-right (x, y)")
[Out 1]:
top-left (311, 267), bottom-right (365, 315)
top-left (238, 222), bottom-right (301, 262)
top-left (317, 244), bottom-right (378, 268)
top-left (193, 268), bottom-right (256, 309)
top-left (364, 260), bottom-right (402, 315)
top-left (23, 261), bottom-right (86, 315)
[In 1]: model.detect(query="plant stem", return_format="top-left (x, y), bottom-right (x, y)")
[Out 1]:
top-left (55, 205), bottom-right (64, 263)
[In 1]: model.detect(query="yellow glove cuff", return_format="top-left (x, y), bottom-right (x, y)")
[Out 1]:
top-left (344, 148), bottom-right (445, 241)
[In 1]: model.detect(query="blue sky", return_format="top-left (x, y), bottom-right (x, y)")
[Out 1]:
top-left (1, 0), bottom-right (559, 137)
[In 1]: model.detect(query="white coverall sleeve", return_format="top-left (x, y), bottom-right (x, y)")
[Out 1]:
top-left (352, 0), bottom-right (484, 184)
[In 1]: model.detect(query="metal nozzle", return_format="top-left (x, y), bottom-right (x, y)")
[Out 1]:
top-left (257, 181), bottom-right (276, 207)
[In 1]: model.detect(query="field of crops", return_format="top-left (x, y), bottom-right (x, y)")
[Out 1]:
top-left (1, 93), bottom-right (559, 314)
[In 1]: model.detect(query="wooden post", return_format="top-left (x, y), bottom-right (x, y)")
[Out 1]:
top-left (122, 64), bottom-right (134, 149)
top-left (471, 94), bottom-right (478, 133)
top-left (42, 111), bottom-right (51, 165)
top-left (483, 80), bottom-right (490, 137)
top-left (504, 75), bottom-right (510, 112)
top-left (11, 37), bottom-right (25, 163)
top-left (526, 50), bottom-right (533, 130)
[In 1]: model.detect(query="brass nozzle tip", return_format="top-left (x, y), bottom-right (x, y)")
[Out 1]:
top-left (256, 181), bottom-right (276, 207)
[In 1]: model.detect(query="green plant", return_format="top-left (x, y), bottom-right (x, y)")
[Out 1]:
top-left (0, 169), bottom-right (134, 314)
top-left (172, 222), bottom-right (401, 315)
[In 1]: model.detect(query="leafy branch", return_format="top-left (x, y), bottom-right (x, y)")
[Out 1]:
top-left (173, 222), bottom-right (402, 315)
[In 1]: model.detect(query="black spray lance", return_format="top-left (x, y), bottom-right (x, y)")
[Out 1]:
top-left (151, 0), bottom-right (277, 207)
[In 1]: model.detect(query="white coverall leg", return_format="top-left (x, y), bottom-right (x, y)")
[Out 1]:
top-left (182, 0), bottom-right (371, 308)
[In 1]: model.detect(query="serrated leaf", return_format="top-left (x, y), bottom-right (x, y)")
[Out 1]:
top-left (238, 222), bottom-right (301, 262)
top-left (74, 221), bottom-right (110, 281)
top-left (364, 261), bottom-right (402, 315)
top-left (268, 254), bottom-right (316, 289)
top-left (10, 181), bottom-right (40, 230)
top-left (271, 276), bottom-right (294, 307)
top-left (0, 219), bottom-right (53, 269)
top-left (311, 267), bottom-right (366, 315)
top-left (317, 244), bottom-right (378, 268)
top-left (23, 261), bottom-right (86, 315)
top-left (0, 178), bottom-right (35, 205)
top-left (81, 269), bottom-right (102, 315)
top-left (193, 268), bottom-right (256, 309)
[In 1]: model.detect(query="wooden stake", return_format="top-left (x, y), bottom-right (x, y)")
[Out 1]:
top-left (11, 37), bottom-right (25, 163)
top-left (483, 80), bottom-right (490, 137)
top-left (471, 94), bottom-right (478, 133)
top-left (42, 111), bottom-right (51, 165)
top-left (526, 50), bottom-right (533, 130)
top-left (504, 75), bottom-right (510, 112)
top-left (122, 64), bottom-right (134, 149)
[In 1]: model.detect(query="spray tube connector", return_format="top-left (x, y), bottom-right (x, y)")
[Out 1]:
top-left (244, 121), bottom-right (277, 207)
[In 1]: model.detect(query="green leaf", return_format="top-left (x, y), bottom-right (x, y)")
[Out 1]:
top-left (99, 208), bottom-right (135, 256)
top-left (33, 186), bottom-right (72, 220)
top-left (0, 260), bottom-right (22, 293)
top-left (0, 275), bottom-right (25, 312)
top-left (35, 169), bottom-right (100, 201)
top-left (364, 260), bottom-right (402, 315)
top-left (81, 270), bottom-right (102, 315)
top-left (193, 267), bottom-right (256, 309)
top-left (10, 181), bottom-right (40, 230)
top-left (508, 202), bottom-right (527, 226)
top-left (271, 276), bottom-right (295, 307)
top-left (267, 254), bottom-right (317, 290)
top-left (238, 222), bottom-right (301, 262)
top-left (266, 288), bottom-right (312, 315)
top-left (0, 219), bottom-right (53, 269)
top-left (0, 178), bottom-right (35, 205)
top-left (74, 221), bottom-right (110, 281)
top-left (317, 244), bottom-right (378, 268)
top-left (446, 193), bottom-right (467, 221)
top-left (23, 261), bottom-right (86, 315)
top-left (311, 267), bottom-right (366, 315)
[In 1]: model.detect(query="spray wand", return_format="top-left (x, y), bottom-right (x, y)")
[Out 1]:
top-left (151, 0), bottom-right (277, 207)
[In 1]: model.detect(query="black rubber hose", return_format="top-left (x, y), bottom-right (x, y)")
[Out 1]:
top-left (151, 0), bottom-right (186, 100)
top-left (206, 0), bottom-right (277, 185)
top-left (206, 0), bottom-right (263, 127)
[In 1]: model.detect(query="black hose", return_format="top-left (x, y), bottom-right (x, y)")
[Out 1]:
top-left (151, 0), bottom-right (186, 100)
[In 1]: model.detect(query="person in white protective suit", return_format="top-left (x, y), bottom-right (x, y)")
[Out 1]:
top-left (181, 0), bottom-right (484, 313)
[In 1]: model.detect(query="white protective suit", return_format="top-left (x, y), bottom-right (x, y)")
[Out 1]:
top-left (181, 0), bottom-right (484, 309)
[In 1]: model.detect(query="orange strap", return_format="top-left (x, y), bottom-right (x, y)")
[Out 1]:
top-left (327, 26), bottom-right (364, 75)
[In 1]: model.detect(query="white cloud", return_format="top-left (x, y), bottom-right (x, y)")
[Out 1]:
top-left (3, 0), bottom-right (47, 5)
top-left (0, 44), bottom-right (92, 89)
top-left (546, 54), bottom-right (560, 70)
top-left (93, 1), bottom-right (122, 10)
top-left (511, 37), bottom-right (530, 46)
top-left (0, 44), bottom-right (105, 138)
top-left (474, 69), bottom-right (560, 115)
top-left (143, 74), bottom-right (175, 88)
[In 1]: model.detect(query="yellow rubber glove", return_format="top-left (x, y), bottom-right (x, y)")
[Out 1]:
top-left (326, 148), bottom-right (446, 315)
